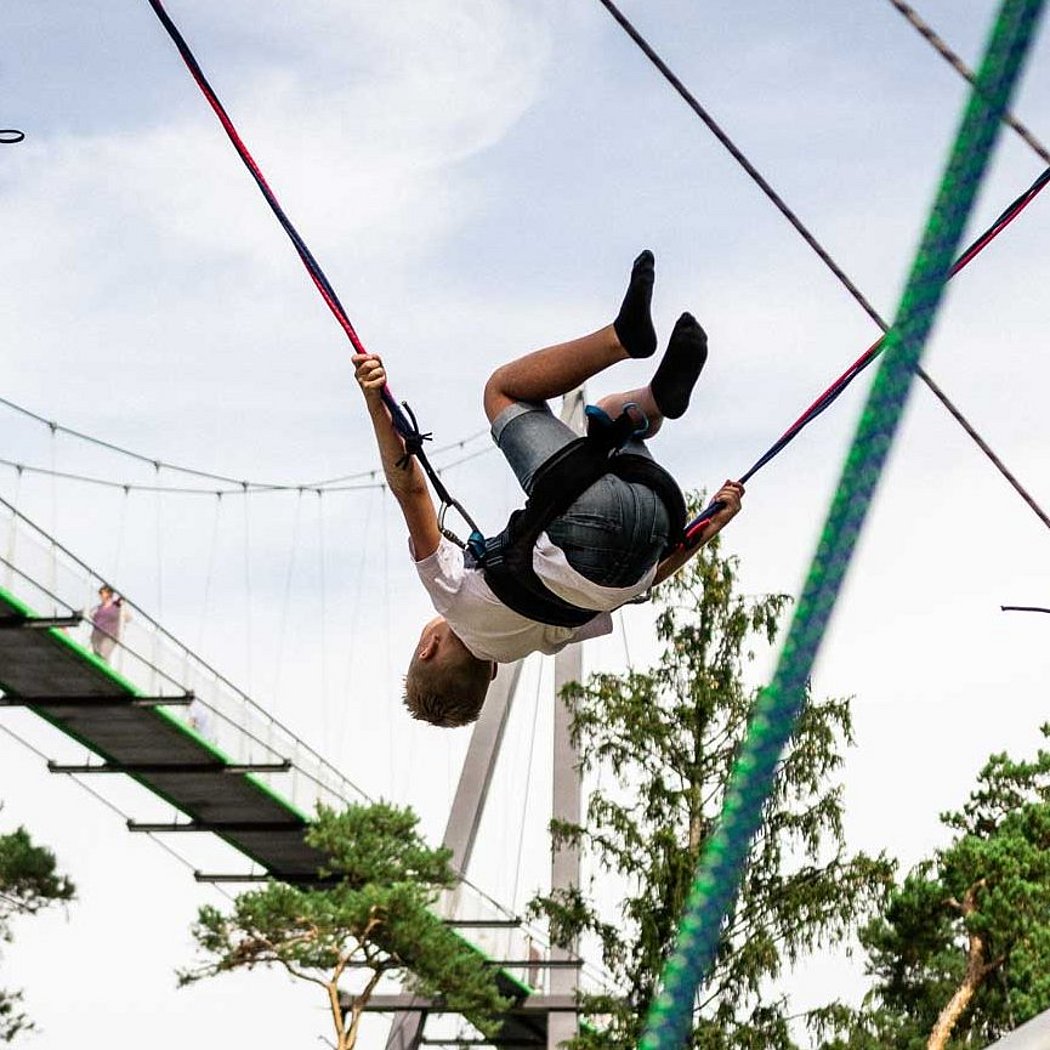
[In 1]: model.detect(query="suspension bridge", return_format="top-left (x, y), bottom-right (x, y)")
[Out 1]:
top-left (3, 1), bottom-right (1050, 1049)
top-left (0, 463), bottom-right (605, 1047)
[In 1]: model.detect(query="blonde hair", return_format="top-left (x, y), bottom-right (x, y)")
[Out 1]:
top-left (403, 643), bottom-right (492, 727)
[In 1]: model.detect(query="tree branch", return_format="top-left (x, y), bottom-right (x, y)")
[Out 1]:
top-left (343, 966), bottom-right (385, 1050)
top-left (928, 879), bottom-right (992, 1050)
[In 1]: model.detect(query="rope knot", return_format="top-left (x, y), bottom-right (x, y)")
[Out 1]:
top-left (394, 401), bottom-right (432, 469)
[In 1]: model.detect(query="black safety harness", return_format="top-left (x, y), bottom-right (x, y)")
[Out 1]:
top-left (395, 400), bottom-right (686, 627)
top-left (467, 407), bottom-right (687, 627)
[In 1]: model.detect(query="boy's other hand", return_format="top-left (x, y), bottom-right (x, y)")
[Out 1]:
top-left (353, 353), bottom-right (387, 406)
top-left (712, 480), bottom-right (744, 525)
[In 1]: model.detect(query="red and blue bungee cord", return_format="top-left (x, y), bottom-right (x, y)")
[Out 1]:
top-left (681, 164), bottom-right (1050, 548)
top-left (145, 2), bottom-right (358, 347)
top-left (143, 3), bottom-right (419, 434)
top-left (143, 0), bottom-right (481, 539)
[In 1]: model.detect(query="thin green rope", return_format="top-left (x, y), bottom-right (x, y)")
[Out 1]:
top-left (640, 3), bottom-right (1046, 1047)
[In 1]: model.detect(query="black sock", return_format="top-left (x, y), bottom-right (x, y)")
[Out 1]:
top-left (613, 250), bottom-right (657, 359)
top-left (650, 312), bottom-right (708, 419)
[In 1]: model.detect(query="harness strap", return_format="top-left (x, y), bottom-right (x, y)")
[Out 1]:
top-left (479, 408), bottom-right (686, 627)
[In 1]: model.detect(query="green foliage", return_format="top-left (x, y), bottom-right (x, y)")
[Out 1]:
top-left (181, 801), bottom-right (508, 1050)
top-left (0, 823), bottom-right (75, 1043)
top-left (528, 523), bottom-right (893, 1049)
top-left (827, 730), bottom-right (1050, 1048)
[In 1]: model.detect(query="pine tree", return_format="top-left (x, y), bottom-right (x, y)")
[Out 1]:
top-left (180, 801), bottom-right (508, 1050)
top-left (828, 730), bottom-right (1050, 1049)
top-left (529, 528), bottom-right (893, 1049)
top-left (0, 822), bottom-right (75, 1042)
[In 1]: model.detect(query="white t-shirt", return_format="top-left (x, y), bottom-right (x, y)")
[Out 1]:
top-left (413, 535), bottom-right (656, 663)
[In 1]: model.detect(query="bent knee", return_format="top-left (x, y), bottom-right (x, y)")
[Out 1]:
top-left (483, 368), bottom-right (515, 424)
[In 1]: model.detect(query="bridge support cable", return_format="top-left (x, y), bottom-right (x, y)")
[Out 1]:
top-left (0, 436), bottom-right (487, 496)
top-left (197, 491), bottom-right (223, 653)
top-left (641, 4), bottom-right (1046, 1048)
top-left (272, 488), bottom-right (303, 715)
top-left (317, 491), bottom-right (328, 744)
top-left (112, 485), bottom-right (130, 588)
top-left (336, 485), bottom-right (379, 760)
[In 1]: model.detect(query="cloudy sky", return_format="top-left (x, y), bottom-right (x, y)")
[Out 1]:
top-left (2, 1), bottom-right (1049, 1047)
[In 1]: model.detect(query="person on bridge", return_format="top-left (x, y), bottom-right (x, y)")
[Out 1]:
top-left (89, 585), bottom-right (128, 663)
top-left (353, 252), bottom-right (744, 727)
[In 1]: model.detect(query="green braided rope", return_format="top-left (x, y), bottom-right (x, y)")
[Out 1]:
top-left (640, 3), bottom-right (1046, 1047)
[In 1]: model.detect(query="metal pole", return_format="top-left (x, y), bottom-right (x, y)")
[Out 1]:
top-left (548, 389), bottom-right (586, 1050)
top-left (386, 662), bottom-right (524, 1050)
top-left (442, 662), bottom-right (525, 872)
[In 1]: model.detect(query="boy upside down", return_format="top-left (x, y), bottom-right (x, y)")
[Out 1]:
top-left (353, 252), bottom-right (744, 727)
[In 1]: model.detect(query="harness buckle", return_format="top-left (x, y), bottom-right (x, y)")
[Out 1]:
top-left (438, 497), bottom-right (485, 554)
top-left (585, 402), bottom-right (649, 448)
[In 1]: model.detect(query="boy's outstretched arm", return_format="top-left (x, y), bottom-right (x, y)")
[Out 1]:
top-left (353, 353), bottom-right (442, 560)
top-left (652, 480), bottom-right (744, 587)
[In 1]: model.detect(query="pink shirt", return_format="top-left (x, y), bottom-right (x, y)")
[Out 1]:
top-left (91, 600), bottom-right (121, 635)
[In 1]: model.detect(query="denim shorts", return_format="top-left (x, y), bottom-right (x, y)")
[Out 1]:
top-left (491, 401), bottom-right (670, 587)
